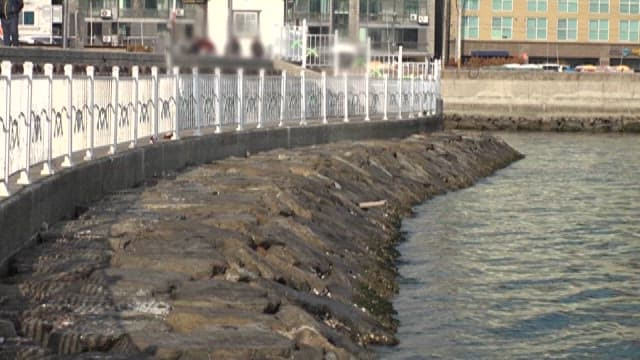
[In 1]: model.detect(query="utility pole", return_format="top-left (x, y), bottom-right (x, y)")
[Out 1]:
top-left (348, 0), bottom-right (360, 43)
top-left (456, 0), bottom-right (462, 69)
top-left (63, 0), bottom-right (69, 48)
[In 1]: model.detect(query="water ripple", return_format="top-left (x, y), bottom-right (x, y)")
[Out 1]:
top-left (379, 133), bottom-right (640, 359)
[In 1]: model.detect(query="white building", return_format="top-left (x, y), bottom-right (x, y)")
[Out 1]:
top-left (18, 0), bottom-right (63, 45)
top-left (207, 0), bottom-right (284, 57)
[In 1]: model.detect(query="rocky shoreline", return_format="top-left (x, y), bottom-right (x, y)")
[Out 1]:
top-left (0, 133), bottom-right (522, 359)
top-left (445, 114), bottom-right (640, 133)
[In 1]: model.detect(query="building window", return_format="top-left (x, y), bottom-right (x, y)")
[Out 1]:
top-left (404, 0), bottom-right (419, 15)
top-left (464, 0), bottom-right (480, 11)
top-left (620, 0), bottom-right (640, 13)
top-left (589, 0), bottom-right (608, 13)
top-left (233, 11), bottom-right (259, 37)
top-left (526, 17), bottom-right (547, 39)
top-left (19, 11), bottom-right (35, 25)
top-left (491, 16), bottom-right (512, 39)
top-left (462, 16), bottom-right (479, 39)
top-left (119, 0), bottom-right (132, 8)
top-left (558, 0), bottom-right (577, 12)
top-left (588, 19), bottom-right (608, 41)
top-left (557, 18), bottom-right (577, 40)
top-left (87, 23), bottom-right (103, 37)
top-left (620, 20), bottom-right (640, 41)
top-left (492, 0), bottom-right (512, 11)
top-left (527, 0), bottom-right (547, 11)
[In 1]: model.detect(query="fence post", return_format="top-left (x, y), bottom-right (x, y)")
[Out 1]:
top-left (343, 72), bottom-right (348, 123)
top-left (214, 67), bottom-right (221, 133)
top-left (321, 71), bottom-right (327, 124)
top-left (418, 76), bottom-right (424, 116)
top-left (279, 70), bottom-right (286, 127)
top-left (383, 73), bottom-right (388, 121)
top-left (257, 69), bottom-right (264, 128)
top-left (17, 62), bottom-right (33, 185)
top-left (192, 67), bottom-right (201, 136)
top-left (236, 68), bottom-right (243, 131)
top-left (61, 64), bottom-right (73, 167)
top-left (365, 70), bottom-right (370, 122)
top-left (172, 66), bottom-right (180, 140)
top-left (0, 61), bottom-right (11, 196)
top-left (333, 30), bottom-right (339, 76)
top-left (84, 66), bottom-right (95, 160)
top-left (302, 19), bottom-right (308, 69)
top-left (151, 66), bottom-right (159, 141)
top-left (409, 75), bottom-right (415, 118)
top-left (300, 70), bottom-right (306, 125)
top-left (397, 46), bottom-right (403, 120)
top-left (131, 65), bottom-right (139, 148)
top-left (41, 64), bottom-right (54, 176)
top-left (109, 66), bottom-right (119, 154)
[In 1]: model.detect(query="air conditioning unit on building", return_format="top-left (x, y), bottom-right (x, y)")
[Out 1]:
top-left (100, 8), bottom-right (112, 18)
top-left (418, 15), bottom-right (429, 25)
top-left (175, 8), bottom-right (185, 17)
top-left (410, 13), bottom-right (418, 21)
top-left (102, 35), bottom-right (111, 43)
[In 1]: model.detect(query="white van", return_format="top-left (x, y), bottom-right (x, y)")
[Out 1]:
top-left (540, 63), bottom-right (567, 72)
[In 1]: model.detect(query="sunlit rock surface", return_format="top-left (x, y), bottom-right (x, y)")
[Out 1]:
top-left (0, 133), bottom-right (522, 359)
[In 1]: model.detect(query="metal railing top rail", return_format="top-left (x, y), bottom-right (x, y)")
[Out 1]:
top-left (0, 59), bottom-right (442, 198)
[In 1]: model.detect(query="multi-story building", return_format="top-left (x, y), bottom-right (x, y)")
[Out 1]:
top-left (77, 0), bottom-right (206, 50)
top-left (17, 0), bottom-right (64, 45)
top-left (448, 0), bottom-right (640, 67)
top-left (286, 0), bottom-right (438, 60)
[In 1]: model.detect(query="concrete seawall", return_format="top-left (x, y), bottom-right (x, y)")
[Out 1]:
top-left (442, 70), bottom-right (640, 132)
top-left (0, 117), bottom-right (442, 274)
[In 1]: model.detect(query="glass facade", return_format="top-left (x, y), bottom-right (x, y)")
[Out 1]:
top-left (620, 19), bottom-right (640, 41)
top-left (526, 17), bottom-right (547, 39)
top-left (557, 18), bottom-right (577, 40)
top-left (462, 16), bottom-right (479, 39)
top-left (491, 16), bottom-right (512, 39)
top-left (588, 19), bottom-right (609, 40)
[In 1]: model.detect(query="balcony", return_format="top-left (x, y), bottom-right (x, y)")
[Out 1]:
top-left (291, 12), bottom-right (331, 24)
top-left (371, 41), bottom-right (429, 51)
top-left (362, 13), bottom-right (424, 27)
top-left (88, 7), bottom-right (196, 20)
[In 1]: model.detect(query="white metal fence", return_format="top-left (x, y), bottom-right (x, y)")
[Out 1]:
top-left (0, 59), bottom-right (442, 197)
top-left (275, 20), bottom-right (435, 80)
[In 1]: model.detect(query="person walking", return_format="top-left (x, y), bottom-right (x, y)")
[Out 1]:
top-left (0, 0), bottom-right (24, 46)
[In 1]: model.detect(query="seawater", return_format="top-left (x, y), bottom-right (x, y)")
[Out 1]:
top-left (379, 133), bottom-right (640, 359)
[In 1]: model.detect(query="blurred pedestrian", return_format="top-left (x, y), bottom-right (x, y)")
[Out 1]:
top-left (0, 0), bottom-right (23, 46)
top-left (250, 36), bottom-right (264, 59)
top-left (225, 36), bottom-right (240, 57)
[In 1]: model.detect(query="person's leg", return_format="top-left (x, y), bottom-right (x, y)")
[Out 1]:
top-left (9, 15), bottom-right (18, 46)
top-left (1, 20), bottom-right (11, 46)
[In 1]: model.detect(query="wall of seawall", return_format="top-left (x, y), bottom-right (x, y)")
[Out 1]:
top-left (441, 70), bottom-right (640, 132)
top-left (0, 115), bottom-right (442, 274)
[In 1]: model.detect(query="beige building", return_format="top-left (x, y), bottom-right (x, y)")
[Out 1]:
top-left (448, 0), bottom-right (640, 67)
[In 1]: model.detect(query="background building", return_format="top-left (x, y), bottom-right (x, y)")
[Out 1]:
top-left (448, 0), bottom-right (640, 67)
top-left (17, 0), bottom-right (64, 45)
top-left (207, 0), bottom-right (285, 58)
top-left (77, 0), bottom-right (206, 50)
top-left (286, 0), bottom-right (437, 60)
